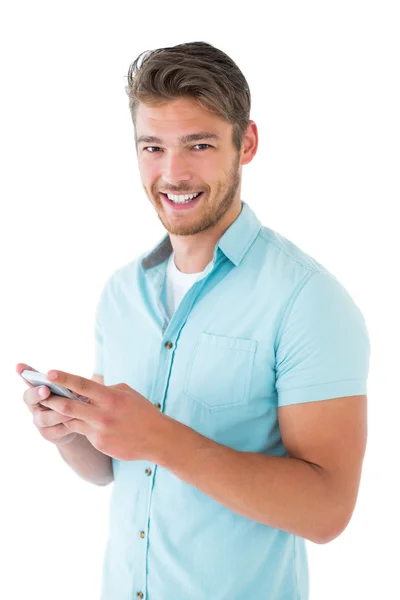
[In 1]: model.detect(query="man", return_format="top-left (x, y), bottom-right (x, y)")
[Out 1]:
top-left (18, 41), bottom-right (370, 599)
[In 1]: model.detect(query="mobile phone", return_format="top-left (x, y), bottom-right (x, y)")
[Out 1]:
top-left (21, 370), bottom-right (89, 403)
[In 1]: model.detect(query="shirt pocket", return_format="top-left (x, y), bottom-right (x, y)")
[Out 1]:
top-left (184, 332), bottom-right (257, 412)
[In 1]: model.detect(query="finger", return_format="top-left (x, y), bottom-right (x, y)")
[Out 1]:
top-left (33, 407), bottom-right (74, 428)
top-left (17, 363), bottom-right (39, 389)
top-left (46, 370), bottom-right (110, 405)
top-left (27, 402), bottom-right (53, 416)
top-left (23, 385), bottom-right (52, 407)
top-left (63, 418), bottom-right (89, 436)
top-left (38, 422), bottom-right (77, 444)
top-left (16, 362), bottom-right (37, 376)
top-left (40, 396), bottom-right (92, 422)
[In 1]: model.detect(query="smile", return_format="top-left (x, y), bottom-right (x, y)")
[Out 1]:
top-left (162, 192), bottom-right (203, 204)
top-left (160, 192), bottom-right (204, 209)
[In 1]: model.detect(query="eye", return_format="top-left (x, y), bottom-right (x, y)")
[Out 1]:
top-left (144, 146), bottom-right (162, 153)
top-left (193, 144), bottom-right (212, 150)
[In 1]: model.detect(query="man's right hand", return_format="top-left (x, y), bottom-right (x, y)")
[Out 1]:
top-left (17, 363), bottom-right (78, 446)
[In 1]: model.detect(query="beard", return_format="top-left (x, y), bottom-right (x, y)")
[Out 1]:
top-left (148, 153), bottom-right (242, 237)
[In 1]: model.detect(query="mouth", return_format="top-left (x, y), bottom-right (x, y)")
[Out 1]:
top-left (159, 191), bottom-right (204, 210)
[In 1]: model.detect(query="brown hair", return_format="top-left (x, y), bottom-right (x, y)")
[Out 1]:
top-left (125, 41), bottom-right (251, 152)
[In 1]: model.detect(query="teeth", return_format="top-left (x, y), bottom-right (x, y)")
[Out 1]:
top-left (166, 192), bottom-right (201, 203)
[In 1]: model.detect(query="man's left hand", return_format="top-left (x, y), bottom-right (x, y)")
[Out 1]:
top-left (40, 370), bottom-right (164, 461)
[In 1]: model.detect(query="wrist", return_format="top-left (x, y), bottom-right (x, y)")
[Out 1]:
top-left (146, 411), bottom-right (177, 465)
top-left (55, 432), bottom-right (79, 448)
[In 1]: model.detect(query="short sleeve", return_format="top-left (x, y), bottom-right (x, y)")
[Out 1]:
top-left (275, 270), bottom-right (370, 406)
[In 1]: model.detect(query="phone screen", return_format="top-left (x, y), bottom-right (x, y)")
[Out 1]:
top-left (21, 370), bottom-right (89, 402)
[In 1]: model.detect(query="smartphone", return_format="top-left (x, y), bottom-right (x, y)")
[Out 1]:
top-left (21, 370), bottom-right (89, 403)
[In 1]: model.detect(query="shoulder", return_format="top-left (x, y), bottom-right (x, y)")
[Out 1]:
top-left (253, 225), bottom-right (367, 330)
top-left (258, 225), bottom-right (326, 274)
top-left (95, 254), bottom-right (145, 310)
top-left (249, 225), bottom-right (335, 308)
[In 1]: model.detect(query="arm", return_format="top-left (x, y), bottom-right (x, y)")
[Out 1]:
top-left (57, 374), bottom-right (114, 486)
top-left (153, 394), bottom-right (367, 544)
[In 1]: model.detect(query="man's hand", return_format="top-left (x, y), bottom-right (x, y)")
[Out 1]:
top-left (17, 362), bottom-right (78, 447)
top-left (39, 370), bottom-right (164, 461)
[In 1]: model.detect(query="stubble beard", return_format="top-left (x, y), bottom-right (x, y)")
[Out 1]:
top-left (151, 154), bottom-right (242, 237)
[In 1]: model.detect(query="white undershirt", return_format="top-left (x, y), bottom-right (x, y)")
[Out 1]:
top-left (164, 252), bottom-right (207, 318)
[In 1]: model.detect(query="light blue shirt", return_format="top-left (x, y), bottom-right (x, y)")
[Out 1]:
top-left (94, 201), bottom-right (370, 600)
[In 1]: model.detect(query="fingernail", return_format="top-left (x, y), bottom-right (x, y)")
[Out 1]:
top-left (38, 386), bottom-right (46, 398)
top-left (47, 371), bottom-right (58, 380)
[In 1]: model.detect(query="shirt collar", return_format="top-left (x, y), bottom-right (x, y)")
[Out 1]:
top-left (141, 201), bottom-right (262, 271)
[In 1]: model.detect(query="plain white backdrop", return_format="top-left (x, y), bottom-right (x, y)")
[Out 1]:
top-left (1, 1), bottom-right (399, 598)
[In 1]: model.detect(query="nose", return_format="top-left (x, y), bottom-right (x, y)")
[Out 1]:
top-left (161, 151), bottom-right (192, 187)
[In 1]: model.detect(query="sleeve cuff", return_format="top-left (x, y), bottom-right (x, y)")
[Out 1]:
top-left (278, 378), bottom-right (368, 406)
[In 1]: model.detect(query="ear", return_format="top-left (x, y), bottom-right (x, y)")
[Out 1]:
top-left (240, 121), bottom-right (258, 166)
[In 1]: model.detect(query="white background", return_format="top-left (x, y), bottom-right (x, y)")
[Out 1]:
top-left (1, 1), bottom-right (399, 598)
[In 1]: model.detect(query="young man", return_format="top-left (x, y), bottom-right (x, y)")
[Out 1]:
top-left (19, 41), bottom-right (370, 599)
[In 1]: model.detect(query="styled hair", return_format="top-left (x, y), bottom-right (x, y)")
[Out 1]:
top-left (125, 41), bottom-right (251, 151)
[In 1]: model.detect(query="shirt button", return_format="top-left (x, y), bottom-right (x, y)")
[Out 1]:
top-left (155, 403), bottom-right (161, 410)
top-left (136, 593), bottom-right (144, 599)
top-left (164, 341), bottom-right (173, 349)
top-left (145, 468), bottom-right (152, 476)
top-left (139, 531), bottom-right (145, 539)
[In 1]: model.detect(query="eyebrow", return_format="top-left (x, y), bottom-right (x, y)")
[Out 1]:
top-left (136, 132), bottom-right (221, 145)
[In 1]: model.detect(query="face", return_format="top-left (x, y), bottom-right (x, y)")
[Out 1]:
top-left (135, 97), bottom-right (244, 237)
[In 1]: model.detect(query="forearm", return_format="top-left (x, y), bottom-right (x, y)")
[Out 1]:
top-left (57, 434), bottom-right (114, 486)
top-left (153, 415), bottom-right (344, 544)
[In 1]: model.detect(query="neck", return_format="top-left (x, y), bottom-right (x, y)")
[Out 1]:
top-left (170, 200), bottom-right (242, 274)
